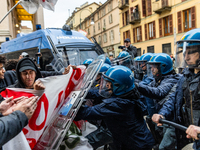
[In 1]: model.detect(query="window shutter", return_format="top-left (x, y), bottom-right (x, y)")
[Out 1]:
top-left (191, 6), bottom-right (196, 29)
top-left (127, 10), bottom-right (129, 24)
top-left (159, 18), bottom-right (162, 37)
top-left (140, 26), bottom-right (142, 41)
top-left (153, 21), bottom-right (156, 39)
top-left (169, 14), bottom-right (173, 35)
top-left (145, 24), bottom-right (147, 40)
top-left (122, 13), bottom-right (125, 26)
top-left (133, 28), bottom-right (135, 43)
top-left (177, 11), bottom-right (182, 33)
top-left (147, 0), bottom-right (152, 16)
top-left (142, 0), bottom-right (146, 17)
top-left (128, 30), bottom-right (131, 42)
top-left (123, 32), bottom-right (125, 42)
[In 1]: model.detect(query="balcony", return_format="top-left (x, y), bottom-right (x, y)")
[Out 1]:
top-left (129, 12), bottom-right (140, 24)
top-left (153, 0), bottom-right (172, 14)
top-left (118, 0), bottom-right (129, 10)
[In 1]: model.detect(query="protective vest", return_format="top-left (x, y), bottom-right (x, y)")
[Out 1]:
top-left (182, 72), bottom-right (200, 126)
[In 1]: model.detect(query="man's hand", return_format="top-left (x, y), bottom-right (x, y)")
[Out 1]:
top-left (152, 114), bottom-right (164, 126)
top-left (2, 96), bottom-right (27, 116)
top-left (34, 80), bottom-right (45, 90)
top-left (13, 96), bottom-right (38, 120)
top-left (0, 97), bottom-right (14, 113)
top-left (63, 65), bottom-right (77, 75)
top-left (186, 125), bottom-right (200, 140)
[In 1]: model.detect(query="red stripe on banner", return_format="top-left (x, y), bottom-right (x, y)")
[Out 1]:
top-left (55, 91), bottom-right (63, 109)
top-left (29, 94), bottom-right (49, 131)
top-left (1, 89), bottom-right (35, 99)
top-left (42, 0), bottom-right (45, 2)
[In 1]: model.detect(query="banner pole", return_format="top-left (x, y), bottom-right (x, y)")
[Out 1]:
top-left (0, 0), bottom-right (22, 24)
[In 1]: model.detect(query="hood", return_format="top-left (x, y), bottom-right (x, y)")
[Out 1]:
top-left (16, 57), bottom-right (42, 88)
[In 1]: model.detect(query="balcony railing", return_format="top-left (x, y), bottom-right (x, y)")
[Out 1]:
top-left (153, 0), bottom-right (172, 14)
top-left (129, 12), bottom-right (140, 24)
top-left (118, 0), bottom-right (129, 10)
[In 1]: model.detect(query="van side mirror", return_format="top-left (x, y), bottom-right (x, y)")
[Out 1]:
top-left (45, 65), bottom-right (55, 71)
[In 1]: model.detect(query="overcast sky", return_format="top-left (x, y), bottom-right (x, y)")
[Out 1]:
top-left (22, 0), bottom-right (107, 29)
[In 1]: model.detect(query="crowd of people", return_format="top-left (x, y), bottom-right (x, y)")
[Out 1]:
top-left (0, 28), bottom-right (200, 150)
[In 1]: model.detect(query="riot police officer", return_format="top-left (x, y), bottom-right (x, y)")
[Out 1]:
top-left (137, 53), bottom-right (182, 150)
top-left (112, 51), bottom-right (143, 80)
top-left (75, 65), bottom-right (155, 150)
top-left (152, 28), bottom-right (200, 150)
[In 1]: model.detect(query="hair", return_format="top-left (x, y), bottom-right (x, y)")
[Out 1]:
top-left (5, 59), bottom-right (18, 70)
top-left (0, 55), bottom-right (6, 64)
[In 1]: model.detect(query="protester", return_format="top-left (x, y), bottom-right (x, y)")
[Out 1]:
top-left (124, 38), bottom-right (137, 58)
top-left (19, 52), bottom-right (29, 60)
top-left (152, 28), bottom-right (200, 150)
top-left (0, 55), bottom-right (17, 90)
top-left (5, 59), bottom-right (18, 71)
top-left (0, 96), bottom-right (38, 147)
top-left (75, 65), bottom-right (155, 150)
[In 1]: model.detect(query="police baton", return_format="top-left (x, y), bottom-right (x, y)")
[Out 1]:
top-left (159, 118), bottom-right (200, 139)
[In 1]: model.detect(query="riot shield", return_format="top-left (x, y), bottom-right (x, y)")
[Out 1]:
top-left (33, 54), bottom-right (106, 150)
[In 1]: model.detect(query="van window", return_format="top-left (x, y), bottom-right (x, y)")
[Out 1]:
top-left (40, 49), bottom-right (54, 70)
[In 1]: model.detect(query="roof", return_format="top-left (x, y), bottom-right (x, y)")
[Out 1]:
top-left (1, 28), bottom-right (94, 53)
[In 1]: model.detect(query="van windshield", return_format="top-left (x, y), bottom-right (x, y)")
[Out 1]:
top-left (57, 47), bottom-right (99, 65)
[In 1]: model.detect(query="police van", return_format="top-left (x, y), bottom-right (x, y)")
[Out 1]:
top-left (0, 25), bottom-right (104, 72)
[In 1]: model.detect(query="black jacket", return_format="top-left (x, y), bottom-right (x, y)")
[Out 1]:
top-left (0, 71), bottom-right (17, 90)
top-left (124, 44), bottom-right (137, 58)
top-left (0, 110), bottom-right (28, 147)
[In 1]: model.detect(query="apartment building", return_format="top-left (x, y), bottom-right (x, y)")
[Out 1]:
top-left (76, 0), bottom-right (121, 57)
top-left (0, 0), bottom-right (44, 45)
top-left (66, 2), bottom-right (100, 30)
top-left (119, 0), bottom-right (199, 56)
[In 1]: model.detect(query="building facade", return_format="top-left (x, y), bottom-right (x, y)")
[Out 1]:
top-left (119, 0), bottom-right (199, 56)
top-left (0, 0), bottom-right (44, 45)
top-left (76, 0), bottom-right (121, 57)
top-left (66, 2), bottom-right (100, 30)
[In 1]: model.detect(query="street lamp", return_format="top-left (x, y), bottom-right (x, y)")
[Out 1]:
top-left (80, 9), bottom-right (94, 29)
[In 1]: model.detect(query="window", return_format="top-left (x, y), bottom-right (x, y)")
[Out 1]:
top-left (148, 22), bottom-right (154, 39)
top-left (183, 7), bottom-right (195, 32)
top-left (145, 21), bottom-right (155, 40)
top-left (98, 22), bottom-right (100, 30)
top-left (104, 33), bottom-right (107, 43)
top-left (162, 43), bottom-right (171, 55)
top-left (111, 30), bottom-right (114, 40)
top-left (162, 15), bottom-right (173, 36)
top-left (109, 14), bottom-right (113, 24)
top-left (103, 19), bottom-right (106, 29)
top-left (133, 26), bottom-right (142, 43)
top-left (136, 27), bottom-right (141, 41)
top-left (97, 12), bottom-right (99, 19)
top-left (137, 48), bottom-right (141, 56)
top-left (88, 28), bottom-right (90, 35)
top-left (98, 36), bottom-right (101, 45)
top-left (147, 46), bottom-right (154, 53)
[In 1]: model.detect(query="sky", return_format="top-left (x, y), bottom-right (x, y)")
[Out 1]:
top-left (22, 0), bottom-right (107, 29)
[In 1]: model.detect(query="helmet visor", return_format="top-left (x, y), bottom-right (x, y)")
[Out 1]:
top-left (147, 63), bottom-right (161, 77)
top-left (99, 76), bottom-right (113, 98)
top-left (175, 41), bottom-right (200, 68)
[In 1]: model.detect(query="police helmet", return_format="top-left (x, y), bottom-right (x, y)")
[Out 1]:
top-left (147, 53), bottom-right (173, 77)
top-left (99, 65), bottom-right (135, 98)
top-left (176, 28), bottom-right (200, 68)
top-left (82, 58), bottom-right (93, 65)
